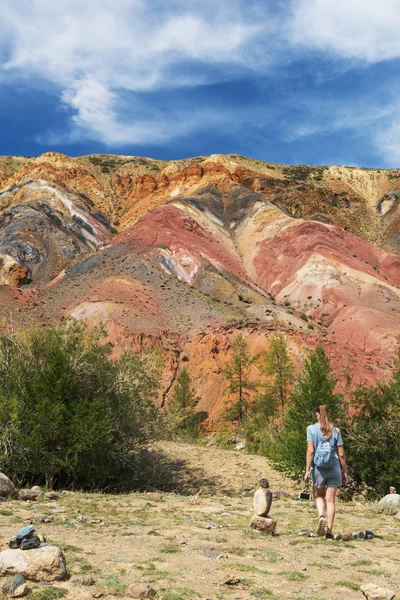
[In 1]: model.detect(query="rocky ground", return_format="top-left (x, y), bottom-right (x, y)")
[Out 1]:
top-left (0, 442), bottom-right (399, 600)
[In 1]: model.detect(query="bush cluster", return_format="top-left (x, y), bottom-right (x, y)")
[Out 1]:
top-left (0, 320), bottom-right (161, 490)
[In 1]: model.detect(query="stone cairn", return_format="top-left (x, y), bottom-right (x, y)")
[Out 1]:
top-left (250, 478), bottom-right (277, 534)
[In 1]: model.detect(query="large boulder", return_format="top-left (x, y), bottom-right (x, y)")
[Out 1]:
top-left (361, 583), bottom-right (396, 600)
top-left (0, 546), bottom-right (67, 582)
top-left (379, 493), bottom-right (400, 507)
top-left (0, 473), bottom-right (15, 497)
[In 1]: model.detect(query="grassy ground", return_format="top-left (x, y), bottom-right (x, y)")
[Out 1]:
top-left (0, 442), bottom-right (399, 600)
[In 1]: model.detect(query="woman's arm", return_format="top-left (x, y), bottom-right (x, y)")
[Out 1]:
top-left (337, 445), bottom-right (348, 484)
top-left (305, 440), bottom-right (314, 479)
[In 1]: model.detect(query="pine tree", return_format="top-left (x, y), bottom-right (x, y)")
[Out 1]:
top-left (259, 334), bottom-right (295, 416)
top-left (168, 368), bottom-right (200, 438)
top-left (272, 345), bottom-right (343, 479)
top-left (223, 334), bottom-right (257, 423)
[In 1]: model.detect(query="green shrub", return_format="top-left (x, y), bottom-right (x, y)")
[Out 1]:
top-left (0, 320), bottom-right (161, 490)
top-left (343, 358), bottom-right (400, 497)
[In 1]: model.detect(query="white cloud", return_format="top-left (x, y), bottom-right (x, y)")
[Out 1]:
top-left (56, 75), bottom-right (246, 146)
top-left (375, 118), bottom-right (400, 166)
top-left (281, 95), bottom-right (400, 168)
top-left (0, 0), bottom-right (272, 145)
top-left (1, 0), bottom-right (399, 158)
top-left (289, 0), bottom-right (400, 63)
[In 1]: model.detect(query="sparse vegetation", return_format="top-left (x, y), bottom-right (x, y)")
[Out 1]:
top-left (30, 589), bottom-right (67, 600)
top-left (282, 165), bottom-right (327, 182)
top-left (88, 155), bottom-right (160, 174)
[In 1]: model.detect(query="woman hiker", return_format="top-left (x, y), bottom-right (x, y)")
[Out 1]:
top-left (305, 405), bottom-right (348, 540)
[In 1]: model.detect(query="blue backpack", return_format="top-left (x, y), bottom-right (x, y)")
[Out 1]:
top-left (314, 430), bottom-right (337, 468)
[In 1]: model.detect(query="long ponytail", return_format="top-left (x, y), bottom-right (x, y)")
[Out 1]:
top-left (316, 405), bottom-right (332, 438)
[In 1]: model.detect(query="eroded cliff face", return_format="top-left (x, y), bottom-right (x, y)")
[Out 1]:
top-left (0, 152), bottom-right (399, 421)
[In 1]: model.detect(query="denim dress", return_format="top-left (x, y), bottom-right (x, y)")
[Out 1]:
top-left (306, 422), bottom-right (343, 488)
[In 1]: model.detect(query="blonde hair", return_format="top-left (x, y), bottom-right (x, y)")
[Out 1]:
top-left (316, 405), bottom-right (332, 438)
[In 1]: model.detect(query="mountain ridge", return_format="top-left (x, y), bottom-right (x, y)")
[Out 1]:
top-left (0, 152), bottom-right (399, 422)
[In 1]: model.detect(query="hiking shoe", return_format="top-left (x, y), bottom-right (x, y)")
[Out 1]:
top-left (325, 532), bottom-right (334, 540)
top-left (317, 516), bottom-right (327, 537)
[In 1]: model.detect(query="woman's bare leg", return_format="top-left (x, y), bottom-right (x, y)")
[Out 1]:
top-left (315, 487), bottom-right (326, 517)
top-left (326, 486), bottom-right (337, 532)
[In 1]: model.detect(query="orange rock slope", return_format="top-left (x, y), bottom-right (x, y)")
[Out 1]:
top-left (0, 152), bottom-right (400, 421)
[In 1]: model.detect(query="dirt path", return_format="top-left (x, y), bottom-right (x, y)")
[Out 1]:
top-left (0, 442), bottom-right (399, 600)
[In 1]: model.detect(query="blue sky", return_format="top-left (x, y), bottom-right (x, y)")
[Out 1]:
top-left (1, 0), bottom-right (400, 167)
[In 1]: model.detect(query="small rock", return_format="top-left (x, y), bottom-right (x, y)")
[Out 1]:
top-left (379, 493), bottom-right (400, 507)
top-left (30, 486), bottom-right (43, 495)
top-left (389, 486), bottom-right (397, 494)
top-left (342, 531), bottom-right (352, 541)
top-left (223, 575), bottom-right (241, 586)
top-left (51, 508), bottom-right (67, 514)
top-left (234, 442), bottom-right (246, 451)
top-left (271, 490), bottom-right (288, 500)
top-left (334, 533), bottom-right (342, 541)
top-left (76, 515), bottom-right (87, 522)
top-left (19, 490), bottom-right (40, 502)
top-left (361, 583), bottom-right (395, 600)
top-left (9, 536), bottom-right (20, 550)
top-left (250, 515), bottom-right (276, 534)
top-left (61, 490), bottom-right (75, 496)
top-left (202, 551), bottom-right (219, 559)
top-left (16, 526), bottom-right (35, 541)
top-left (396, 512), bottom-right (400, 520)
top-left (253, 484), bottom-right (272, 518)
top-left (0, 473), bottom-right (16, 498)
top-left (147, 531), bottom-right (160, 536)
top-left (34, 516), bottom-right (54, 523)
top-left (70, 574), bottom-right (96, 586)
top-left (365, 530), bottom-right (374, 539)
top-left (1, 574), bottom-right (28, 598)
top-left (44, 492), bottom-right (59, 500)
top-left (357, 531), bottom-right (366, 539)
top-left (125, 583), bottom-right (156, 598)
top-left (20, 536), bottom-right (41, 551)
